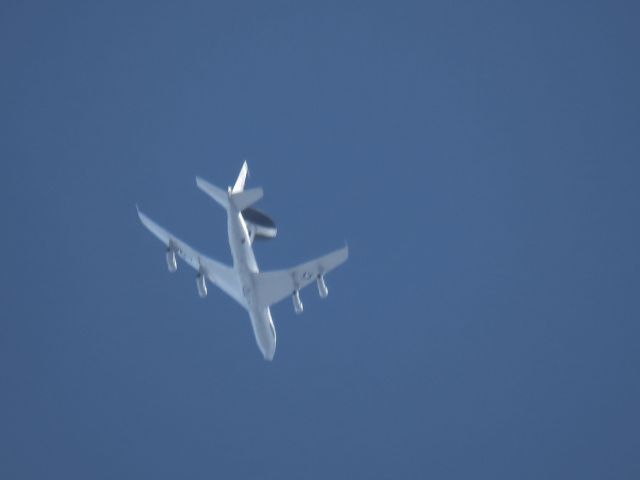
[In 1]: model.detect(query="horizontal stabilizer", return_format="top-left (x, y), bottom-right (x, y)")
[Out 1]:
top-left (230, 187), bottom-right (263, 210)
top-left (196, 177), bottom-right (229, 209)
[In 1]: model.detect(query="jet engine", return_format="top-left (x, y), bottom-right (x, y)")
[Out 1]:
top-left (292, 290), bottom-right (303, 314)
top-left (317, 275), bottom-right (328, 298)
top-left (166, 247), bottom-right (177, 272)
top-left (196, 272), bottom-right (207, 298)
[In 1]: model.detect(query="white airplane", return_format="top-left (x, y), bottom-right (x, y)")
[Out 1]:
top-left (137, 162), bottom-right (348, 360)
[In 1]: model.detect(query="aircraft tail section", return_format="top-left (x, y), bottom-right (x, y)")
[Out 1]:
top-left (232, 161), bottom-right (249, 193)
top-left (196, 176), bottom-right (229, 209)
top-left (230, 187), bottom-right (263, 210)
top-left (197, 162), bottom-right (262, 211)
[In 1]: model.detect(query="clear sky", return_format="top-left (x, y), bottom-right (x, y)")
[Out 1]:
top-left (1, 1), bottom-right (639, 478)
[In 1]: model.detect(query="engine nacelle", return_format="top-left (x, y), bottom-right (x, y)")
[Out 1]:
top-left (196, 272), bottom-right (207, 298)
top-left (292, 290), bottom-right (303, 314)
top-left (166, 247), bottom-right (177, 272)
top-left (317, 275), bottom-right (328, 298)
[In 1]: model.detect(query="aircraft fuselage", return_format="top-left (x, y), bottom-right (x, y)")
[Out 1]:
top-left (227, 203), bottom-right (277, 360)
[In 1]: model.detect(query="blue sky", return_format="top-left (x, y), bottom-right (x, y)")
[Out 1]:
top-left (1, 1), bottom-right (639, 478)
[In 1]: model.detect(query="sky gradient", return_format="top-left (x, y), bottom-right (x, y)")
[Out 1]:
top-left (2, 1), bottom-right (639, 478)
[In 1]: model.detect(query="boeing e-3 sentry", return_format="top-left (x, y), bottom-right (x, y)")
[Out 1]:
top-left (137, 162), bottom-right (348, 360)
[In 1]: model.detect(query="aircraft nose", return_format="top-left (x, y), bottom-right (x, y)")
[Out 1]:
top-left (262, 347), bottom-right (275, 361)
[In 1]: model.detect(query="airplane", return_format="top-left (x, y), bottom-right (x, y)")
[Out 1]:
top-left (136, 161), bottom-right (349, 360)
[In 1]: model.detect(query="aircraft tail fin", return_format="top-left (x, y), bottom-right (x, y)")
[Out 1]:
top-left (232, 161), bottom-right (249, 193)
top-left (196, 176), bottom-right (229, 209)
top-left (196, 162), bottom-right (262, 211)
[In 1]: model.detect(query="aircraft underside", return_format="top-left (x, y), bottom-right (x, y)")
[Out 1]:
top-left (137, 161), bottom-right (348, 360)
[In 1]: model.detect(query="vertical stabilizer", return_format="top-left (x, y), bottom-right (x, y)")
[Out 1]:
top-left (232, 161), bottom-right (249, 193)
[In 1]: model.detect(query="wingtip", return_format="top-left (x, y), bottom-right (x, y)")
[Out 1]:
top-left (135, 204), bottom-right (149, 224)
top-left (338, 241), bottom-right (349, 260)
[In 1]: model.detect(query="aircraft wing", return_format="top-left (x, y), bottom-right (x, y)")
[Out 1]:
top-left (253, 245), bottom-right (348, 308)
top-left (137, 208), bottom-right (245, 307)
